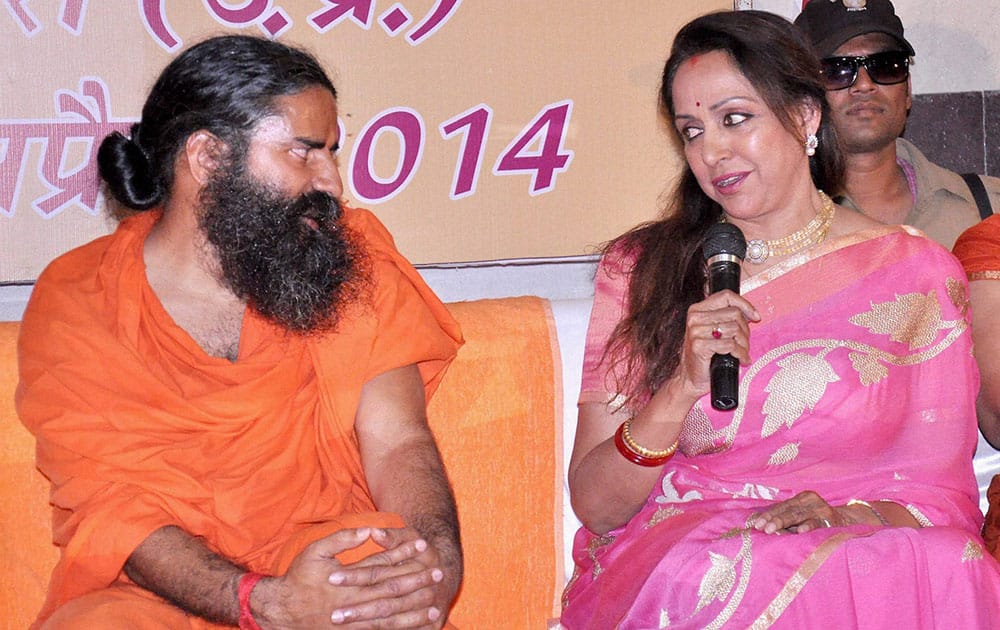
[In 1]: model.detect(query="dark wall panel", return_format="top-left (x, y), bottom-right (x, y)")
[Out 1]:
top-left (904, 90), bottom-right (999, 178)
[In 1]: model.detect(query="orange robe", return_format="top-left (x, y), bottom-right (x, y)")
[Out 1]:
top-left (954, 213), bottom-right (1000, 560)
top-left (16, 208), bottom-right (462, 626)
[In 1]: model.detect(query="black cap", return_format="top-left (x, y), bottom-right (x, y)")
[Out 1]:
top-left (794, 0), bottom-right (915, 59)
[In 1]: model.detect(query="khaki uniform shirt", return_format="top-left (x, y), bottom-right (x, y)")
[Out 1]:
top-left (838, 137), bottom-right (1000, 249)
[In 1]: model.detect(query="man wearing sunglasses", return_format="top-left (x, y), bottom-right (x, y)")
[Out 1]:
top-left (795, 0), bottom-right (1000, 248)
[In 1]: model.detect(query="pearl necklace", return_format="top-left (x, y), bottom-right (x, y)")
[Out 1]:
top-left (743, 191), bottom-right (836, 265)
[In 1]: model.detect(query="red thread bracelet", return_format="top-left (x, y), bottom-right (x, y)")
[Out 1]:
top-left (238, 572), bottom-right (267, 630)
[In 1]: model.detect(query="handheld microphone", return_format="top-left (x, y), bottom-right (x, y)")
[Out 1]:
top-left (702, 222), bottom-right (747, 411)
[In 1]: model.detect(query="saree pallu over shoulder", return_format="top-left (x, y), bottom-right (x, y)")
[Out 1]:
top-left (16, 208), bottom-right (462, 623)
top-left (563, 227), bottom-right (1000, 628)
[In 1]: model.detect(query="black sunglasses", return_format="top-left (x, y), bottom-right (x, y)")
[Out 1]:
top-left (820, 51), bottom-right (910, 91)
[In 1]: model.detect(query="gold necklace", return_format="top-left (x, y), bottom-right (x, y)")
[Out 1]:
top-left (744, 191), bottom-right (836, 264)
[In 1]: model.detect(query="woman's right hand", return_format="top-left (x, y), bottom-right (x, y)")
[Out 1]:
top-left (671, 289), bottom-right (760, 401)
top-left (569, 288), bottom-right (760, 534)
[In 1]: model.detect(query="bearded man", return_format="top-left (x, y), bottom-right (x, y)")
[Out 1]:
top-left (16, 35), bottom-right (464, 629)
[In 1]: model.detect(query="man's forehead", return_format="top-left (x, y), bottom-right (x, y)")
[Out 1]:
top-left (832, 32), bottom-right (903, 56)
top-left (272, 89), bottom-right (338, 124)
top-left (251, 113), bottom-right (292, 137)
top-left (250, 89), bottom-right (339, 144)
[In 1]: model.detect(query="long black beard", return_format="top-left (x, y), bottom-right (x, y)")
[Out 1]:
top-left (198, 166), bottom-right (363, 334)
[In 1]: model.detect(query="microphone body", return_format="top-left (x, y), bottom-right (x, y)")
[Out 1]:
top-left (702, 223), bottom-right (748, 411)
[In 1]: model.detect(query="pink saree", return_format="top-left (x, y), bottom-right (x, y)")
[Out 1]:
top-left (561, 226), bottom-right (1000, 628)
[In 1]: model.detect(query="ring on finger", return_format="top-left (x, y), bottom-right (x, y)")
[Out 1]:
top-left (821, 518), bottom-right (831, 528)
top-left (711, 323), bottom-right (723, 339)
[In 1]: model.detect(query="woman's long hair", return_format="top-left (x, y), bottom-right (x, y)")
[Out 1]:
top-left (603, 10), bottom-right (845, 408)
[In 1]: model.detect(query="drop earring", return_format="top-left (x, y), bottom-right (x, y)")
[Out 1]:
top-left (805, 133), bottom-right (819, 157)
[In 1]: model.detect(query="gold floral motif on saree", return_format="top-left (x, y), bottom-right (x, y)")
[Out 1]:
top-left (848, 351), bottom-right (889, 385)
top-left (919, 408), bottom-right (939, 424)
top-left (962, 540), bottom-right (985, 562)
top-left (946, 277), bottom-right (970, 316)
top-left (687, 528), bottom-right (862, 628)
top-left (696, 523), bottom-right (754, 630)
top-left (683, 285), bottom-right (968, 451)
top-left (560, 533), bottom-right (616, 606)
top-left (655, 470), bottom-right (703, 504)
top-left (659, 609), bottom-right (671, 628)
top-left (698, 551), bottom-right (739, 612)
top-left (646, 505), bottom-right (684, 529)
top-left (560, 568), bottom-right (579, 609)
top-left (849, 290), bottom-right (947, 350)
top-left (905, 504), bottom-right (934, 527)
top-left (767, 442), bottom-right (801, 467)
top-left (586, 533), bottom-right (616, 580)
top-left (719, 526), bottom-right (749, 540)
top-left (679, 403), bottom-right (728, 455)
top-left (761, 353), bottom-right (840, 438)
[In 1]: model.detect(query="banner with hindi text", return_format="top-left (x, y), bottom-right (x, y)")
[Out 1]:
top-left (1, 0), bottom-right (730, 282)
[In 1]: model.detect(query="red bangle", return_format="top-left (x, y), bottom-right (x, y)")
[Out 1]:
top-left (238, 572), bottom-right (267, 630)
top-left (614, 420), bottom-right (677, 466)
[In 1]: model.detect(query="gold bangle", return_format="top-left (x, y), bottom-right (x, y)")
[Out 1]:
top-left (620, 418), bottom-right (679, 459)
top-left (847, 499), bottom-right (890, 526)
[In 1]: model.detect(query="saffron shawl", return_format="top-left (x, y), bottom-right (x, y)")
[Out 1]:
top-left (562, 227), bottom-right (1000, 628)
top-left (954, 213), bottom-right (1000, 559)
top-left (16, 208), bottom-right (462, 623)
top-left (955, 212), bottom-right (1000, 281)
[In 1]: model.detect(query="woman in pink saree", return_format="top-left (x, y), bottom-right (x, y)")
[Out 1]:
top-left (561, 11), bottom-right (1000, 628)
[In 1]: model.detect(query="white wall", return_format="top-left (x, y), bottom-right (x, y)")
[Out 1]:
top-left (0, 285), bottom-right (32, 322)
top-left (0, 257), bottom-right (602, 322)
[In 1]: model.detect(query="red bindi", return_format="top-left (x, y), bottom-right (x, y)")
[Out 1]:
top-left (696, 101), bottom-right (701, 107)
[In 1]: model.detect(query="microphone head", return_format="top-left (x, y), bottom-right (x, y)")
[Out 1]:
top-left (703, 222), bottom-right (747, 261)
